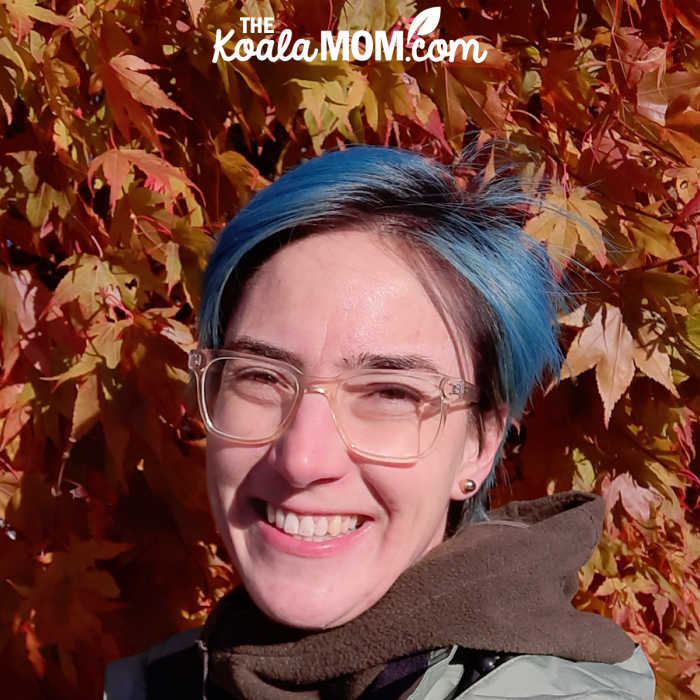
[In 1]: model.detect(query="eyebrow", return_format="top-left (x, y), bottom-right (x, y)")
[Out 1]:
top-left (352, 352), bottom-right (441, 374)
top-left (223, 337), bottom-right (304, 367)
top-left (223, 337), bottom-right (441, 374)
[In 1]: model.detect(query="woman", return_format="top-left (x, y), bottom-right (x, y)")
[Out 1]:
top-left (104, 146), bottom-right (655, 699)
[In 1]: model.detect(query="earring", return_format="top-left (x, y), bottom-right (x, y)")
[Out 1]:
top-left (459, 478), bottom-right (477, 494)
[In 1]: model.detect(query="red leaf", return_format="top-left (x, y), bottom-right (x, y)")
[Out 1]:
top-left (87, 149), bottom-right (201, 208)
top-left (108, 55), bottom-right (189, 117)
top-left (98, 58), bottom-right (161, 147)
top-left (97, 47), bottom-right (189, 148)
top-left (4, 0), bottom-right (68, 43)
top-left (601, 473), bottom-right (658, 521)
top-left (661, 0), bottom-right (700, 38)
top-left (677, 189), bottom-right (700, 223)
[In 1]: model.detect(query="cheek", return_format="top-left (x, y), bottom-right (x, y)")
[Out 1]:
top-left (205, 443), bottom-right (233, 505)
top-left (205, 441), bottom-right (261, 519)
top-left (442, 408), bottom-right (475, 463)
top-left (207, 439), bottom-right (260, 483)
top-left (373, 419), bottom-right (469, 510)
top-left (365, 456), bottom-right (456, 522)
top-left (365, 461), bottom-right (456, 564)
top-left (405, 429), bottom-right (471, 511)
top-left (205, 443), bottom-right (267, 550)
top-left (204, 444), bottom-right (230, 531)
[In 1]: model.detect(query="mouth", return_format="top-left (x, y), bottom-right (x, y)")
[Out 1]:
top-left (255, 500), bottom-right (367, 541)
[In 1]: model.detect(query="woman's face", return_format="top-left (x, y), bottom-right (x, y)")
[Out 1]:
top-left (206, 230), bottom-right (502, 629)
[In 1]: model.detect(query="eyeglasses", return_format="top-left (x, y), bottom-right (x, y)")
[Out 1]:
top-left (188, 349), bottom-right (481, 464)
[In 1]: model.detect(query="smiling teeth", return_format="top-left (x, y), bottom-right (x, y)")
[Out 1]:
top-left (265, 503), bottom-right (359, 540)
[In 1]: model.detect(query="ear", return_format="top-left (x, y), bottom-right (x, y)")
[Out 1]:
top-left (450, 404), bottom-right (510, 501)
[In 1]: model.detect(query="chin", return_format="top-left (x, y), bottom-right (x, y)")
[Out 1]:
top-left (256, 597), bottom-right (347, 630)
top-left (247, 580), bottom-right (376, 630)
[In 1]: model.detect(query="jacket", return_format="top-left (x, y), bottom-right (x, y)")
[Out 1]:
top-left (103, 628), bottom-right (655, 699)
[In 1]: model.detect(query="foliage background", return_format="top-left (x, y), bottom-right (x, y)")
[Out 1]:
top-left (0, 0), bottom-right (698, 697)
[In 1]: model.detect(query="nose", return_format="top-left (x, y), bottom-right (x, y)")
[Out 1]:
top-left (271, 391), bottom-right (350, 489)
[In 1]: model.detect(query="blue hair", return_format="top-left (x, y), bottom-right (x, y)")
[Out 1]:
top-left (198, 145), bottom-right (573, 522)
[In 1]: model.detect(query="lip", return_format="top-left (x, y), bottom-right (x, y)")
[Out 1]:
top-left (255, 512), bottom-right (372, 558)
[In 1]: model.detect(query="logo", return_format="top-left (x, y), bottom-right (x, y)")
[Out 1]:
top-left (212, 7), bottom-right (487, 64)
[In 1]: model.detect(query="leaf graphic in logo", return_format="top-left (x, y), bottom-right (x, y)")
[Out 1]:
top-left (406, 7), bottom-right (441, 44)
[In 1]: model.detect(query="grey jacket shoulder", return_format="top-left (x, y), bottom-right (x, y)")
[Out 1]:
top-left (410, 644), bottom-right (655, 700)
top-left (103, 626), bottom-right (203, 700)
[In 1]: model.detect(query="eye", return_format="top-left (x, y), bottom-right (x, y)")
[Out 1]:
top-left (371, 384), bottom-right (424, 403)
top-left (220, 365), bottom-right (295, 405)
top-left (358, 382), bottom-right (429, 409)
top-left (236, 368), bottom-right (282, 385)
top-left (344, 381), bottom-right (430, 419)
top-left (231, 367), bottom-right (296, 395)
top-left (217, 360), bottom-right (292, 392)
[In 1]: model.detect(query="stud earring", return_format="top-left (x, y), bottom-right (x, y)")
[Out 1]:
top-left (459, 478), bottom-right (477, 494)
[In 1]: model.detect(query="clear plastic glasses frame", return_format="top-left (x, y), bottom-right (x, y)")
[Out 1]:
top-left (188, 349), bottom-right (481, 464)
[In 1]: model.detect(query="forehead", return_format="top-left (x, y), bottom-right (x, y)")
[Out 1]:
top-left (224, 230), bottom-right (472, 379)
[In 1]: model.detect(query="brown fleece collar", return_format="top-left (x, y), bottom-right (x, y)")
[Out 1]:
top-left (198, 491), bottom-right (634, 699)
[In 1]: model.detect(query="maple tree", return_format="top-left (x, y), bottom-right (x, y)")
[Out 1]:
top-left (0, 0), bottom-right (698, 697)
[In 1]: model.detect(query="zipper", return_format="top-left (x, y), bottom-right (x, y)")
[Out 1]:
top-left (197, 638), bottom-right (210, 700)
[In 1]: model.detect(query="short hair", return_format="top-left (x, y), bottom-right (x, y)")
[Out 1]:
top-left (198, 145), bottom-right (573, 526)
